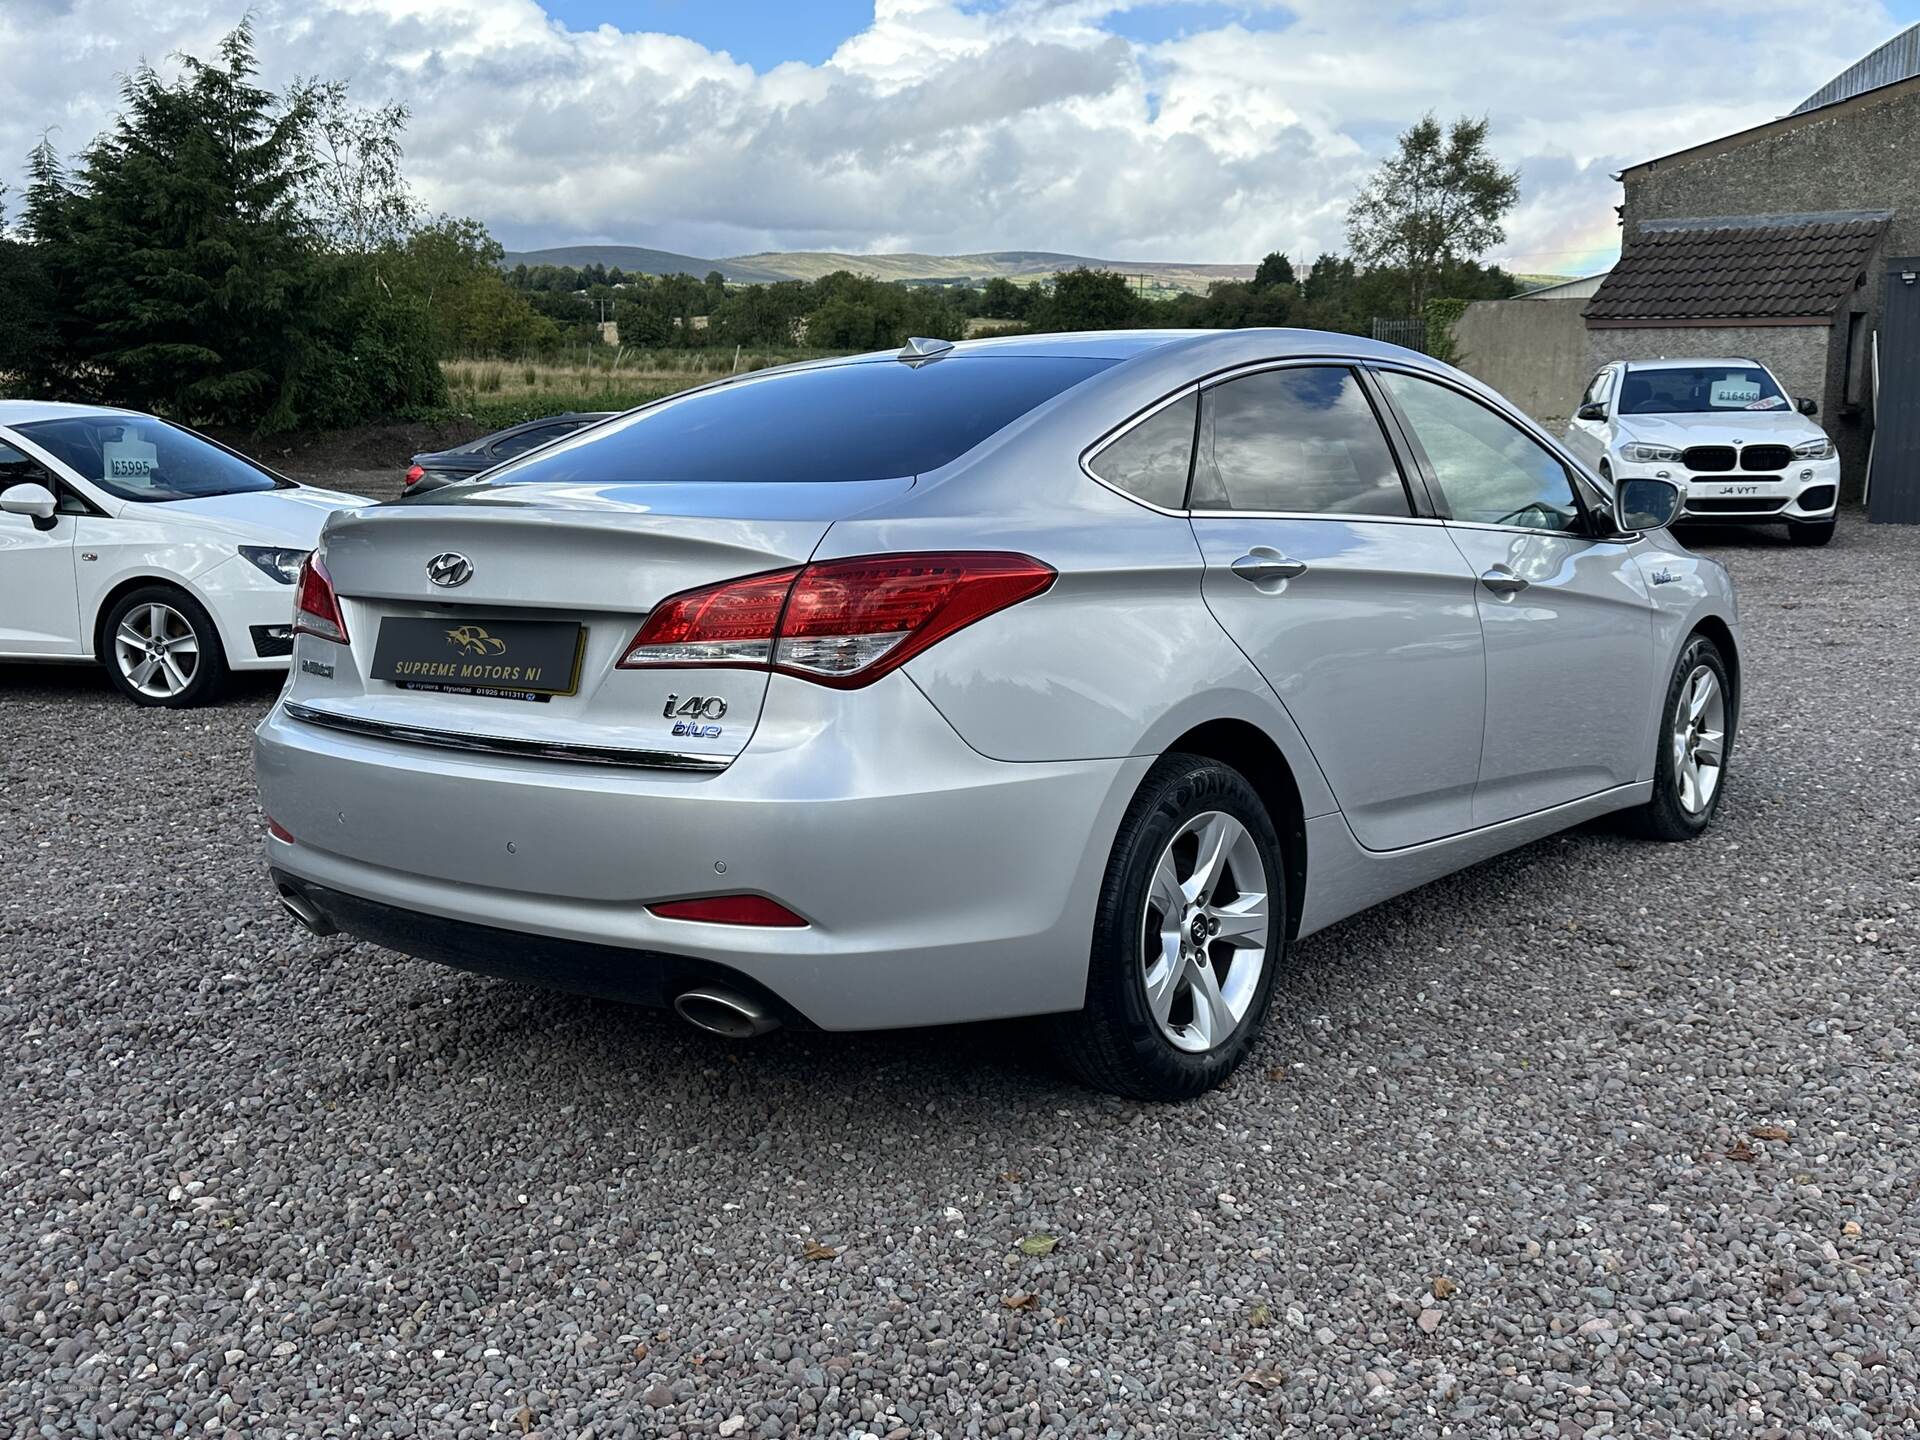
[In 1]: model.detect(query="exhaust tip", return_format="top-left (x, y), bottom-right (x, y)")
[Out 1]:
top-left (674, 986), bottom-right (780, 1039)
top-left (276, 886), bottom-right (338, 937)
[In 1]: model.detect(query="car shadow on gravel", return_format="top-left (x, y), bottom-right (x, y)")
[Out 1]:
top-left (0, 661), bottom-right (286, 705)
top-left (345, 819), bottom-right (1660, 1123)
top-left (358, 963), bottom-right (1117, 1129)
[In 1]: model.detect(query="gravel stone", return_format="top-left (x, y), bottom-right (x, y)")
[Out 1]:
top-left (3, 520), bottom-right (1917, 1437)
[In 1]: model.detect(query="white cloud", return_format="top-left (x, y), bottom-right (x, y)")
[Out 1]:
top-left (0, 0), bottom-right (1903, 271)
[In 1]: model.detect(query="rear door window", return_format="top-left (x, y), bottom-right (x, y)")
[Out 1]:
top-left (488, 357), bottom-right (1117, 487)
top-left (1192, 366), bottom-right (1411, 516)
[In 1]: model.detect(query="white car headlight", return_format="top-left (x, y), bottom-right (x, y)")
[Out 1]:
top-left (1793, 437), bottom-right (1835, 461)
top-left (1619, 441), bottom-right (1681, 464)
top-left (238, 546), bottom-right (309, 584)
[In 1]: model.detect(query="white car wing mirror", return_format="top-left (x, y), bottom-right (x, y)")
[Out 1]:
top-left (0, 482), bottom-right (58, 531)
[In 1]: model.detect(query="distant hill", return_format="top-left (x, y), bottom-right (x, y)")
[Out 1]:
top-left (501, 245), bottom-right (1256, 295)
top-left (499, 245), bottom-right (791, 283)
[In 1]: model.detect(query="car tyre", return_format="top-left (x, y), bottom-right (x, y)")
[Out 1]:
top-left (1052, 753), bottom-right (1286, 1100)
top-left (1788, 520), bottom-right (1836, 547)
top-left (1621, 633), bottom-right (1733, 842)
top-left (102, 585), bottom-right (228, 708)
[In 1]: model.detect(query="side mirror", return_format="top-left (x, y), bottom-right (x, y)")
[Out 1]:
top-left (1576, 401), bottom-right (1607, 422)
top-left (1795, 396), bottom-right (1818, 417)
top-left (1616, 476), bottom-right (1681, 533)
top-left (0, 482), bottom-right (58, 532)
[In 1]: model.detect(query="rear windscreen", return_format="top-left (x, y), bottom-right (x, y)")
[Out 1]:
top-left (484, 356), bottom-right (1117, 486)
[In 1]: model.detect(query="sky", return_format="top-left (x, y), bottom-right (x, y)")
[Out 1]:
top-left (3, 0), bottom-right (1917, 276)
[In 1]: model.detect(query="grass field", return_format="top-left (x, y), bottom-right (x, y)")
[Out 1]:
top-left (441, 346), bottom-right (839, 427)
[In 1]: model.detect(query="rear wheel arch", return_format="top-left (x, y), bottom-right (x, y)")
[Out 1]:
top-left (1162, 719), bottom-right (1307, 943)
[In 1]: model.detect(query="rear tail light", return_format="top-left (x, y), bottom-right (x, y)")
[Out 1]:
top-left (623, 566), bottom-right (800, 668)
top-left (648, 895), bottom-right (808, 927)
top-left (293, 552), bottom-right (349, 644)
top-left (618, 552), bottom-right (1054, 687)
top-left (404, 464), bottom-right (424, 487)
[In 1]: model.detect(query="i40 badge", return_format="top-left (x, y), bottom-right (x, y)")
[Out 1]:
top-left (665, 693), bottom-right (727, 739)
top-left (664, 693), bottom-right (728, 720)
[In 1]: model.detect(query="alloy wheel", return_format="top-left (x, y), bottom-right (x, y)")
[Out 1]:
top-left (1139, 810), bottom-right (1270, 1053)
top-left (1671, 664), bottom-right (1726, 815)
top-left (114, 602), bottom-right (200, 700)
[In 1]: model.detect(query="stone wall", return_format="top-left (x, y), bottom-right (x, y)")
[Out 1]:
top-left (1450, 298), bottom-right (1591, 426)
top-left (1621, 82), bottom-right (1920, 262)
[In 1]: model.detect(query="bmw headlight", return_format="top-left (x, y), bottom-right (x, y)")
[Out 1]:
top-left (1793, 437), bottom-right (1836, 461)
top-left (239, 546), bottom-right (309, 585)
top-left (1620, 441), bottom-right (1682, 464)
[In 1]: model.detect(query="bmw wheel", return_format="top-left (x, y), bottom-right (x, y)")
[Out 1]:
top-left (1053, 753), bottom-right (1285, 1100)
top-left (1622, 633), bottom-right (1732, 841)
top-left (103, 585), bottom-right (228, 708)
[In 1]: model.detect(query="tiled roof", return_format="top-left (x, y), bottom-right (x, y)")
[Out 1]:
top-left (1585, 215), bottom-right (1888, 324)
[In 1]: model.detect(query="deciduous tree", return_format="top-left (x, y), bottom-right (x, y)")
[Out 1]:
top-left (1346, 114), bottom-right (1518, 318)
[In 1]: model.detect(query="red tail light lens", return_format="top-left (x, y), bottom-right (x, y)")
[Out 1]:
top-left (617, 552), bottom-right (1053, 687)
top-left (648, 895), bottom-right (808, 927)
top-left (404, 464), bottom-right (425, 487)
top-left (620, 566), bottom-right (800, 669)
top-left (778, 554), bottom-right (1056, 684)
top-left (293, 552), bottom-right (348, 644)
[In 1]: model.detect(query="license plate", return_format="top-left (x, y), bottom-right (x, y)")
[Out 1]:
top-left (370, 617), bottom-right (585, 698)
top-left (1709, 483), bottom-right (1769, 497)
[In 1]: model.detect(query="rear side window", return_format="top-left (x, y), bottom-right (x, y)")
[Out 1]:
top-left (489, 357), bottom-right (1116, 487)
top-left (488, 423), bottom-right (574, 461)
top-left (1086, 393), bottom-right (1197, 509)
top-left (1192, 366), bottom-right (1410, 516)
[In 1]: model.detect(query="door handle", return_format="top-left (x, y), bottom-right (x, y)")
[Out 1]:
top-left (1231, 549), bottom-right (1308, 584)
top-left (1479, 565), bottom-right (1529, 595)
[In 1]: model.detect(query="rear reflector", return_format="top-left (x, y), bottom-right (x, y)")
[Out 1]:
top-left (404, 464), bottom-right (425, 487)
top-left (292, 552), bottom-right (349, 644)
top-left (265, 816), bottom-right (295, 843)
top-left (648, 895), bottom-right (808, 927)
top-left (618, 552), bottom-right (1054, 687)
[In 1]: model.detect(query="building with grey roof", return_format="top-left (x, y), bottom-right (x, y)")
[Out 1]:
top-left (1591, 28), bottom-right (1920, 502)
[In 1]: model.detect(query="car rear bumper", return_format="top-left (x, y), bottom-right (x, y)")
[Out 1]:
top-left (271, 869), bottom-right (805, 1017)
top-left (254, 672), bottom-right (1148, 1030)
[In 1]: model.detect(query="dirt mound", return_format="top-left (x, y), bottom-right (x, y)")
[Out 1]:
top-left (205, 418), bottom-right (489, 479)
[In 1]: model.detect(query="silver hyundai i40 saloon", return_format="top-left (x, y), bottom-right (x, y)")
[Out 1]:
top-left (255, 329), bottom-right (1738, 1099)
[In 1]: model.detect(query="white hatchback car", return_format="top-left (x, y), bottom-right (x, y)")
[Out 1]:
top-left (1563, 358), bottom-right (1840, 545)
top-left (0, 402), bottom-right (361, 706)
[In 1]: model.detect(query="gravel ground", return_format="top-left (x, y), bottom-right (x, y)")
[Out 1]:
top-left (2, 518), bottom-right (1916, 1439)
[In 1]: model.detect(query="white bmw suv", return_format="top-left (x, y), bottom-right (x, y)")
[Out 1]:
top-left (1564, 358), bottom-right (1840, 546)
